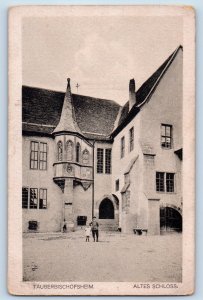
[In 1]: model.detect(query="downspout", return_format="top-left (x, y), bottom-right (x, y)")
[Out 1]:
top-left (92, 140), bottom-right (95, 219)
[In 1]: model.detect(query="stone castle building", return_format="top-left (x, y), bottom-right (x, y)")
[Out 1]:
top-left (22, 46), bottom-right (183, 235)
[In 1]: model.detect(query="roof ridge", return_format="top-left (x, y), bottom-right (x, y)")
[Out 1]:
top-left (22, 85), bottom-right (121, 106)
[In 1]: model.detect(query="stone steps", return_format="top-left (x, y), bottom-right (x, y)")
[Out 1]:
top-left (98, 220), bottom-right (118, 231)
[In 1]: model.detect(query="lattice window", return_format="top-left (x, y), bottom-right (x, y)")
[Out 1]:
top-left (22, 187), bottom-right (29, 209)
top-left (156, 172), bottom-right (165, 192)
top-left (105, 149), bottom-right (111, 174)
top-left (30, 188), bottom-right (38, 209)
top-left (30, 141), bottom-right (39, 169)
top-left (156, 172), bottom-right (175, 193)
top-left (166, 173), bottom-right (175, 192)
top-left (39, 142), bottom-right (47, 170)
top-left (161, 124), bottom-right (172, 149)
top-left (97, 148), bottom-right (104, 173)
top-left (39, 188), bottom-right (47, 209)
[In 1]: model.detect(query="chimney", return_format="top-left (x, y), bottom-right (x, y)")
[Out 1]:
top-left (129, 78), bottom-right (136, 110)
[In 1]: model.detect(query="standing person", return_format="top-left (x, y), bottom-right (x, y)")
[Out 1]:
top-left (85, 224), bottom-right (91, 242)
top-left (90, 216), bottom-right (99, 242)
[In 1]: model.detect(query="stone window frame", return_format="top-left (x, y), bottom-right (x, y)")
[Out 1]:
top-left (57, 140), bottom-right (63, 161)
top-left (76, 142), bottom-right (81, 163)
top-left (82, 148), bottom-right (90, 165)
top-left (66, 140), bottom-right (74, 161)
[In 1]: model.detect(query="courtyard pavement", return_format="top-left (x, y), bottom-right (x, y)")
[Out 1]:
top-left (23, 230), bottom-right (182, 282)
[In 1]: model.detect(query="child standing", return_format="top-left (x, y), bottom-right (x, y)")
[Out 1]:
top-left (85, 224), bottom-right (91, 242)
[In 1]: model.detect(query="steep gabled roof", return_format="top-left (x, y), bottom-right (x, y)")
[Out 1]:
top-left (22, 86), bottom-right (120, 140)
top-left (114, 45), bottom-right (183, 135)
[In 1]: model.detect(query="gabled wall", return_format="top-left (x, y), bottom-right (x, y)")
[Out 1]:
top-left (139, 49), bottom-right (183, 210)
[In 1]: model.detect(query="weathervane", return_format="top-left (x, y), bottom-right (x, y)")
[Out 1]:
top-left (76, 83), bottom-right (80, 93)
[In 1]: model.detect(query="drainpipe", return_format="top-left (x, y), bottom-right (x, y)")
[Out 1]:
top-left (92, 140), bottom-right (95, 219)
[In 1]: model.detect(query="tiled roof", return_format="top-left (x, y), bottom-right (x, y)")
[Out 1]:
top-left (116, 46), bottom-right (183, 131)
top-left (22, 86), bottom-right (120, 139)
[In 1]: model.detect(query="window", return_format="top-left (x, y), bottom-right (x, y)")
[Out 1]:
top-left (30, 141), bottom-right (48, 170)
top-left (82, 149), bottom-right (89, 164)
top-left (30, 188), bottom-right (38, 209)
top-left (22, 187), bottom-right (29, 208)
top-left (76, 143), bottom-right (81, 163)
top-left (166, 173), bottom-right (175, 192)
top-left (66, 140), bottom-right (73, 161)
top-left (156, 172), bottom-right (165, 192)
top-left (57, 141), bottom-right (63, 161)
top-left (115, 179), bottom-right (119, 191)
top-left (161, 124), bottom-right (172, 149)
top-left (39, 143), bottom-right (47, 170)
top-left (129, 127), bottom-right (134, 152)
top-left (97, 148), bottom-right (104, 173)
top-left (30, 141), bottom-right (39, 169)
top-left (156, 172), bottom-right (175, 193)
top-left (22, 187), bottom-right (48, 209)
top-left (121, 136), bottom-right (125, 158)
top-left (39, 189), bottom-right (47, 209)
top-left (105, 149), bottom-right (112, 174)
top-left (97, 148), bottom-right (112, 174)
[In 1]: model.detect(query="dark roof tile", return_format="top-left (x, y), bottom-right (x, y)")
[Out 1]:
top-left (22, 86), bottom-right (120, 139)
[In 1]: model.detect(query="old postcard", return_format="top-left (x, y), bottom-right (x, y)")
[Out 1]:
top-left (8, 5), bottom-right (195, 296)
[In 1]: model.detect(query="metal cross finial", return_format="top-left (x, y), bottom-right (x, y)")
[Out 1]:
top-left (76, 83), bottom-right (80, 93)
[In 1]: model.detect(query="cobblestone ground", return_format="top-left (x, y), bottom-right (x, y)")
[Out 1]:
top-left (23, 230), bottom-right (182, 282)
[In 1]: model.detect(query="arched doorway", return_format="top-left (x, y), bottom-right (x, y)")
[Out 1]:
top-left (160, 207), bottom-right (182, 232)
top-left (99, 198), bottom-right (114, 219)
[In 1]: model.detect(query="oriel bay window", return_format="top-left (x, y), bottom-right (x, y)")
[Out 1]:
top-left (22, 187), bottom-right (48, 209)
top-left (156, 172), bottom-right (175, 193)
top-left (30, 141), bottom-right (48, 170)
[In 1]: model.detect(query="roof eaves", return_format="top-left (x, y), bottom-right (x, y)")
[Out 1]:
top-left (137, 45), bottom-right (182, 109)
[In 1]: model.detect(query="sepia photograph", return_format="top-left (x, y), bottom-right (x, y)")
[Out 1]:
top-left (8, 5), bottom-right (195, 296)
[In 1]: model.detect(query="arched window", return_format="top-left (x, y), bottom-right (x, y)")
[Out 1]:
top-left (160, 207), bottom-right (182, 232)
top-left (82, 149), bottom-right (89, 164)
top-left (66, 140), bottom-right (73, 161)
top-left (57, 141), bottom-right (63, 161)
top-left (76, 143), bottom-right (81, 163)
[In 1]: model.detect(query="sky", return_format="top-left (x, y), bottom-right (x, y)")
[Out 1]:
top-left (22, 16), bottom-right (182, 105)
